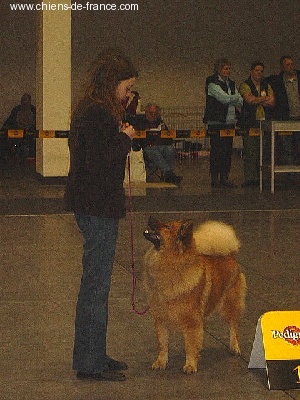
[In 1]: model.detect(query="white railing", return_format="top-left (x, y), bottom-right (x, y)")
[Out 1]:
top-left (161, 106), bottom-right (204, 130)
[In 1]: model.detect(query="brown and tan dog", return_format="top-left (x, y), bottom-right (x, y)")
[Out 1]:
top-left (143, 217), bottom-right (246, 374)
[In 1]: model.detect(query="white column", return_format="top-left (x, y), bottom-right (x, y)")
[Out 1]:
top-left (36, 2), bottom-right (71, 177)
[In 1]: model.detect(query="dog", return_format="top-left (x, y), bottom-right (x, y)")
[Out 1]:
top-left (143, 216), bottom-right (246, 374)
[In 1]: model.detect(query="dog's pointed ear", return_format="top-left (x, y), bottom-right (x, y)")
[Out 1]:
top-left (179, 220), bottom-right (193, 246)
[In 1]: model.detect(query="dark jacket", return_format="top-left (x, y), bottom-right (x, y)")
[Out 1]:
top-left (1, 104), bottom-right (36, 131)
top-left (203, 74), bottom-right (236, 124)
top-left (239, 77), bottom-right (273, 129)
top-left (267, 70), bottom-right (300, 120)
top-left (64, 100), bottom-right (132, 218)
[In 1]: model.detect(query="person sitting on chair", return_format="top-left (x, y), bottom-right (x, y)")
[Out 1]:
top-left (2, 93), bottom-right (36, 133)
top-left (127, 103), bottom-right (182, 185)
top-left (1, 93), bottom-right (36, 160)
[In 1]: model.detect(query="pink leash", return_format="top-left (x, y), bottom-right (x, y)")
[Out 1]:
top-left (127, 153), bottom-right (150, 316)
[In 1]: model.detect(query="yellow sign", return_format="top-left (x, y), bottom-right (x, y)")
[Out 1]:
top-left (220, 129), bottom-right (235, 137)
top-left (261, 311), bottom-right (300, 360)
top-left (39, 130), bottom-right (55, 138)
top-left (249, 128), bottom-right (260, 137)
top-left (249, 311), bottom-right (300, 390)
top-left (161, 129), bottom-right (176, 138)
top-left (190, 129), bottom-right (206, 138)
top-left (7, 129), bottom-right (24, 138)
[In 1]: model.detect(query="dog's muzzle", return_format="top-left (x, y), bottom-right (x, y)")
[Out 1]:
top-left (143, 229), bottom-right (161, 250)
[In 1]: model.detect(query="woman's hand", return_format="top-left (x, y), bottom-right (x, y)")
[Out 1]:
top-left (121, 122), bottom-right (135, 139)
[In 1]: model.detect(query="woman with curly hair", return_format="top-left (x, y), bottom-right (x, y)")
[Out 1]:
top-left (65, 49), bottom-right (138, 382)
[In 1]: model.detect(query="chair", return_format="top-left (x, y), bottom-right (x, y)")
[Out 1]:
top-left (143, 151), bottom-right (163, 182)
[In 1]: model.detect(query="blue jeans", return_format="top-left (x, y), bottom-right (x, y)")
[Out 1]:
top-left (73, 214), bottom-right (119, 373)
top-left (143, 145), bottom-right (175, 174)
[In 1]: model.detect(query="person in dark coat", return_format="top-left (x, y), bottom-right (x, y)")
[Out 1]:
top-left (1, 93), bottom-right (36, 132)
top-left (267, 56), bottom-right (300, 164)
top-left (64, 49), bottom-right (137, 382)
top-left (1, 93), bottom-right (36, 160)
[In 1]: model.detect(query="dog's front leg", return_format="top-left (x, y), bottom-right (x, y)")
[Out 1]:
top-left (183, 326), bottom-right (204, 374)
top-left (152, 321), bottom-right (169, 370)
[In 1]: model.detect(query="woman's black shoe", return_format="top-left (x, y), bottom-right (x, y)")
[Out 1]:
top-left (76, 369), bottom-right (126, 381)
top-left (107, 357), bottom-right (128, 371)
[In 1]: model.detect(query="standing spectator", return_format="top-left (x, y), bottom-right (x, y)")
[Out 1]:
top-left (203, 58), bottom-right (243, 187)
top-left (267, 56), bottom-right (300, 164)
top-left (64, 49), bottom-right (138, 382)
top-left (239, 62), bottom-right (274, 187)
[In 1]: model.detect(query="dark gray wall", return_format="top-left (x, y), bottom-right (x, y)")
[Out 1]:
top-left (1, 1), bottom-right (299, 125)
top-left (0, 4), bottom-right (36, 125)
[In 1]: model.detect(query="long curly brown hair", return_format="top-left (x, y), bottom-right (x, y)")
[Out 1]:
top-left (84, 49), bottom-right (138, 121)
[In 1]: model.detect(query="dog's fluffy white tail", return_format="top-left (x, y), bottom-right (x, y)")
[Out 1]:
top-left (194, 220), bottom-right (240, 256)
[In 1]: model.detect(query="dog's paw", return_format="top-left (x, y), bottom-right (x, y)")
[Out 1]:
top-left (183, 364), bottom-right (197, 374)
top-left (152, 359), bottom-right (167, 370)
top-left (230, 346), bottom-right (241, 356)
top-left (229, 339), bottom-right (241, 356)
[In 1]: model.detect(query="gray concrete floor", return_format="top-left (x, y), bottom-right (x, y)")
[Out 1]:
top-left (1, 155), bottom-right (300, 399)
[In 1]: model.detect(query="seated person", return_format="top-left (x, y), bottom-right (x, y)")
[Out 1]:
top-left (2, 93), bottom-right (36, 132)
top-left (127, 103), bottom-right (182, 184)
top-left (1, 93), bottom-right (36, 159)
